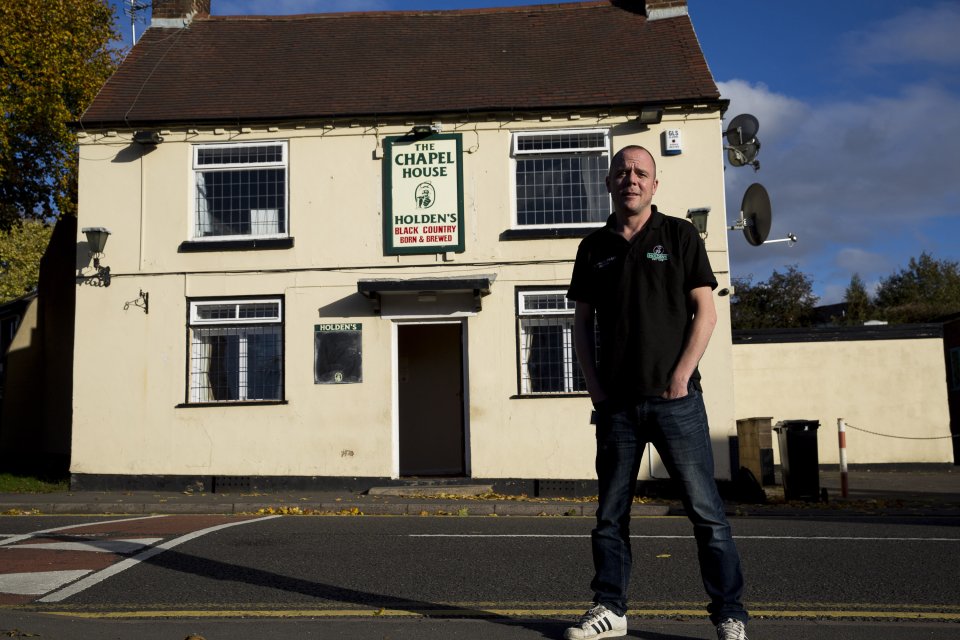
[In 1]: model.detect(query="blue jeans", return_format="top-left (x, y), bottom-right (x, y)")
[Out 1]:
top-left (590, 389), bottom-right (747, 625)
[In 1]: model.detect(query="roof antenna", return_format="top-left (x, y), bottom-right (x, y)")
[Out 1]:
top-left (124, 0), bottom-right (150, 44)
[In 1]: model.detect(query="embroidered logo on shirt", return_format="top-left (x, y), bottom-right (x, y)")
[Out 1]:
top-left (646, 245), bottom-right (669, 262)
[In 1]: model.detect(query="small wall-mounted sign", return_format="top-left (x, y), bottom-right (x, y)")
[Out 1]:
top-left (383, 133), bottom-right (464, 255)
top-left (315, 323), bottom-right (362, 384)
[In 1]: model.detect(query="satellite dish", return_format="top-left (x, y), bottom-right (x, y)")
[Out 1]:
top-left (724, 114), bottom-right (759, 146)
top-left (740, 183), bottom-right (772, 246)
top-left (723, 114), bottom-right (761, 171)
top-left (726, 148), bottom-right (745, 167)
top-left (728, 186), bottom-right (797, 247)
top-left (727, 140), bottom-right (761, 168)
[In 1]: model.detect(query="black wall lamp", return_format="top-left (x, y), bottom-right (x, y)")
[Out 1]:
top-left (686, 207), bottom-right (710, 240)
top-left (79, 226), bottom-right (111, 286)
top-left (410, 123), bottom-right (442, 135)
top-left (133, 130), bottom-right (163, 145)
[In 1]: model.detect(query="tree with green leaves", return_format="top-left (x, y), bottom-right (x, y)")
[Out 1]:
top-left (0, 0), bottom-right (121, 228)
top-left (0, 220), bottom-right (53, 302)
top-left (874, 252), bottom-right (960, 323)
top-left (731, 265), bottom-right (820, 329)
top-left (839, 273), bottom-right (873, 325)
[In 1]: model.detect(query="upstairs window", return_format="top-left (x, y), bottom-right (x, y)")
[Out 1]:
top-left (517, 289), bottom-right (589, 395)
top-left (193, 142), bottom-right (288, 240)
top-left (188, 298), bottom-right (284, 404)
top-left (513, 129), bottom-right (610, 228)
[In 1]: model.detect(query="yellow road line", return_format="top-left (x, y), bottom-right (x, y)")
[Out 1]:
top-left (748, 610), bottom-right (960, 620)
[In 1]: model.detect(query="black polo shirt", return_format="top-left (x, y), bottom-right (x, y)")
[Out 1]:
top-left (567, 207), bottom-right (717, 401)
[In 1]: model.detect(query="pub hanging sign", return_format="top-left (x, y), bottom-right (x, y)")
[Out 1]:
top-left (383, 132), bottom-right (464, 255)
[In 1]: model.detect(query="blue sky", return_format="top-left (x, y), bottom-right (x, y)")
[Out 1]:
top-left (110, 0), bottom-right (960, 304)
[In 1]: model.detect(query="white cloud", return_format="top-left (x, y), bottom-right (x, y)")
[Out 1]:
top-left (719, 79), bottom-right (808, 142)
top-left (718, 79), bottom-right (960, 299)
top-left (717, 2), bottom-right (960, 305)
top-left (843, 2), bottom-right (960, 68)
top-left (835, 248), bottom-right (893, 276)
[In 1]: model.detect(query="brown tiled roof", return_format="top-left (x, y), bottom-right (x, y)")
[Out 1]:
top-left (80, 1), bottom-right (719, 128)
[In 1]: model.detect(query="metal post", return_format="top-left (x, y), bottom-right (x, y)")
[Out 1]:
top-left (837, 418), bottom-right (848, 498)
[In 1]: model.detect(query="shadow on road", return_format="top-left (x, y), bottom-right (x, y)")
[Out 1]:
top-left (138, 548), bottom-right (710, 638)
top-left (139, 548), bottom-right (601, 637)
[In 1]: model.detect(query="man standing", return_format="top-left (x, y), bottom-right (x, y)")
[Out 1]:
top-left (564, 146), bottom-right (749, 640)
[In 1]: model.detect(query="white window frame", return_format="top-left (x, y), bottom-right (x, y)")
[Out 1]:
top-left (511, 128), bottom-right (611, 230)
top-left (517, 289), bottom-right (585, 395)
top-left (191, 141), bottom-right (289, 241)
top-left (188, 298), bottom-right (284, 404)
top-left (190, 299), bottom-right (283, 325)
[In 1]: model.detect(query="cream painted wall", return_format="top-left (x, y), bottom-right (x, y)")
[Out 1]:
top-left (73, 110), bottom-right (736, 481)
top-left (733, 339), bottom-right (953, 465)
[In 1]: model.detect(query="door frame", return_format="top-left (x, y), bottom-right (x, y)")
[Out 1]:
top-left (391, 318), bottom-right (470, 479)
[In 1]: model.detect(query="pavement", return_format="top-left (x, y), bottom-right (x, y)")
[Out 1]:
top-left (1, 466), bottom-right (958, 517)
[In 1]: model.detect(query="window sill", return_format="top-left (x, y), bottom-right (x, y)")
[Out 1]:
top-left (176, 400), bottom-right (289, 408)
top-left (179, 237), bottom-right (294, 253)
top-left (499, 227), bottom-right (600, 241)
top-left (510, 393), bottom-right (589, 399)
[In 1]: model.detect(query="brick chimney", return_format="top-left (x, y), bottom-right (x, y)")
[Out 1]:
top-left (612, 1), bottom-right (688, 20)
top-left (645, 0), bottom-right (688, 20)
top-left (151, 0), bottom-right (210, 28)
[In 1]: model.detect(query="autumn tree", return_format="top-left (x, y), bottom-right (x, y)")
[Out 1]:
top-left (874, 253), bottom-right (960, 323)
top-left (0, 0), bottom-right (121, 228)
top-left (731, 265), bottom-right (819, 329)
top-left (0, 220), bottom-right (53, 302)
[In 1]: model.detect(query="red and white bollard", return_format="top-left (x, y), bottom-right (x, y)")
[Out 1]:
top-left (837, 418), bottom-right (849, 498)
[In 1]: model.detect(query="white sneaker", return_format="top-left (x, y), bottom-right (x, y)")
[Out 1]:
top-left (716, 618), bottom-right (748, 640)
top-left (563, 604), bottom-right (627, 640)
